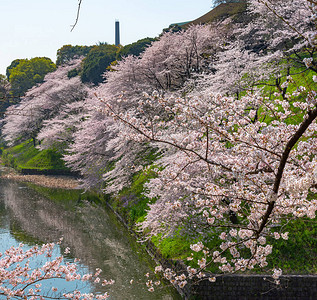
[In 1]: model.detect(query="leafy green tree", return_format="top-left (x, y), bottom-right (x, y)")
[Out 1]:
top-left (161, 24), bottom-right (183, 35)
top-left (0, 74), bottom-right (10, 117)
top-left (117, 38), bottom-right (156, 59)
top-left (67, 68), bottom-right (80, 78)
top-left (6, 59), bottom-right (25, 80)
top-left (7, 57), bottom-right (56, 98)
top-left (80, 44), bottom-right (118, 85)
top-left (56, 44), bottom-right (93, 66)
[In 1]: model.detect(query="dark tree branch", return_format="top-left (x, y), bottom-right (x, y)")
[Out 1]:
top-left (71, 0), bottom-right (83, 32)
top-left (257, 105), bottom-right (317, 236)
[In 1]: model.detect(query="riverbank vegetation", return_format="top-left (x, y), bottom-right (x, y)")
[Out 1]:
top-left (1, 0), bottom-right (317, 295)
top-left (2, 139), bottom-right (69, 173)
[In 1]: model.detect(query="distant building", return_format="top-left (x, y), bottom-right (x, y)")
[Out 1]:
top-left (115, 20), bottom-right (120, 46)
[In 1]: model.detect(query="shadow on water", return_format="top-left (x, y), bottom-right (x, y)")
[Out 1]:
top-left (0, 178), bottom-right (181, 299)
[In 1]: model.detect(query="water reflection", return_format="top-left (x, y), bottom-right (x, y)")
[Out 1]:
top-left (0, 179), bottom-right (180, 299)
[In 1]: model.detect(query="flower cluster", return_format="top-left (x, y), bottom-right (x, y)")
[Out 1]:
top-left (0, 243), bottom-right (112, 299)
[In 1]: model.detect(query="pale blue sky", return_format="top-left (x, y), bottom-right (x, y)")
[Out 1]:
top-left (0, 0), bottom-right (212, 75)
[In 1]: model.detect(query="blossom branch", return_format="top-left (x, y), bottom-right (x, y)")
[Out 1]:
top-left (257, 105), bottom-right (317, 236)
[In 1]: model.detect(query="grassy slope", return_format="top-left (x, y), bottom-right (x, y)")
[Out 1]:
top-left (2, 140), bottom-right (68, 171)
top-left (183, 2), bottom-right (248, 28)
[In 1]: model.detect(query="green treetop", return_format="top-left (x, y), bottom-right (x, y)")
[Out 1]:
top-left (7, 57), bottom-right (56, 98)
top-left (80, 44), bottom-right (118, 85)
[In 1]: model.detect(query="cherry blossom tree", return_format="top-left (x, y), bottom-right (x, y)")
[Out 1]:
top-left (63, 94), bottom-right (157, 192)
top-left (0, 242), bottom-right (112, 299)
top-left (244, 0), bottom-right (317, 72)
top-left (247, 0), bottom-right (316, 53)
top-left (63, 108), bottom-right (118, 190)
top-left (37, 100), bottom-right (88, 152)
top-left (105, 24), bottom-right (218, 96)
top-left (201, 0), bottom-right (317, 98)
top-left (2, 59), bottom-right (88, 148)
top-left (64, 24), bottom-right (222, 191)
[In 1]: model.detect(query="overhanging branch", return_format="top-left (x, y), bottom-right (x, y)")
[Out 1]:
top-left (71, 0), bottom-right (83, 32)
top-left (257, 105), bottom-right (317, 236)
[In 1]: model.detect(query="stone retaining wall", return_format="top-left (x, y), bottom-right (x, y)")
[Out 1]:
top-left (192, 274), bottom-right (317, 300)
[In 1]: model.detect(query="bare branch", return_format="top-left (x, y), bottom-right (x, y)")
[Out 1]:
top-left (71, 0), bottom-right (83, 32)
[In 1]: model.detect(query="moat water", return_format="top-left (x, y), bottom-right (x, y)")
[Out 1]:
top-left (0, 177), bottom-right (180, 299)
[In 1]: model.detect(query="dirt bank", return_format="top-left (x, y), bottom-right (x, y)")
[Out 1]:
top-left (0, 169), bottom-right (79, 189)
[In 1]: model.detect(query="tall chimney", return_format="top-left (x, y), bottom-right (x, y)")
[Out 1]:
top-left (115, 20), bottom-right (120, 46)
